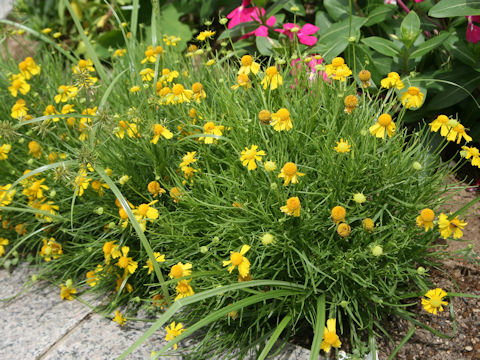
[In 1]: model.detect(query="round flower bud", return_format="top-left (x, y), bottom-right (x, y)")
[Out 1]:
top-left (259, 110), bottom-right (272, 124)
top-left (270, 183), bottom-right (278, 190)
top-left (358, 70), bottom-right (371, 82)
top-left (416, 266), bottom-right (426, 275)
top-left (447, 119), bottom-right (458, 128)
top-left (200, 246), bottom-right (209, 253)
top-left (337, 223), bottom-right (351, 237)
top-left (204, 20), bottom-right (213, 26)
top-left (362, 218), bottom-right (374, 233)
top-left (344, 95), bottom-right (358, 108)
top-left (212, 236), bottom-right (220, 243)
top-left (371, 245), bottom-right (383, 257)
top-left (94, 207), bottom-right (104, 215)
top-left (264, 161), bottom-right (277, 172)
top-left (219, 17), bottom-right (228, 25)
top-left (31, 274), bottom-right (38, 282)
top-left (261, 233), bottom-right (274, 245)
top-left (49, 190), bottom-right (56, 198)
top-left (340, 300), bottom-right (349, 308)
top-left (65, 279), bottom-right (73, 287)
top-left (27, 158), bottom-right (34, 165)
top-left (353, 193), bottom-right (366, 204)
top-left (290, 5), bottom-right (300, 12)
top-left (412, 161), bottom-right (422, 170)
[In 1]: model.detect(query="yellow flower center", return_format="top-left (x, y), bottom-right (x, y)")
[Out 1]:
top-left (172, 84), bottom-right (184, 95)
top-left (287, 197), bottom-right (300, 210)
top-left (170, 264), bottom-right (183, 278)
top-left (241, 55), bottom-right (253, 66)
top-left (276, 108), bottom-right (290, 121)
top-left (408, 86), bottom-right (420, 96)
top-left (420, 209), bottom-right (434, 222)
top-left (378, 114), bottom-right (392, 127)
top-left (118, 256), bottom-right (129, 268)
top-left (266, 66), bottom-right (278, 77)
top-left (237, 74), bottom-right (249, 85)
top-left (358, 70), bottom-right (371, 82)
top-left (337, 142), bottom-right (349, 152)
top-left (12, 79), bottom-right (22, 89)
top-left (243, 149), bottom-right (256, 159)
top-left (145, 49), bottom-right (154, 57)
top-left (430, 297), bottom-right (442, 307)
top-left (258, 110), bottom-right (271, 124)
top-left (78, 59), bottom-right (87, 68)
top-left (192, 82), bottom-right (203, 93)
top-left (204, 122), bottom-right (215, 132)
top-left (137, 204), bottom-right (150, 216)
top-left (154, 124), bottom-right (165, 135)
top-left (177, 283), bottom-right (189, 293)
top-left (231, 252), bottom-right (243, 266)
top-left (119, 208), bottom-right (128, 219)
top-left (29, 141), bottom-right (40, 152)
top-left (283, 162), bottom-right (297, 176)
top-left (344, 95), bottom-right (358, 108)
top-left (331, 206), bottom-right (346, 221)
top-left (324, 331), bottom-right (338, 345)
top-left (337, 223), bottom-right (351, 237)
top-left (331, 57), bottom-right (344, 67)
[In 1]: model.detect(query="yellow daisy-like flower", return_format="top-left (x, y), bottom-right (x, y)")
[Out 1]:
top-left (103, 240), bottom-right (121, 264)
top-left (429, 115), bottom-right (450, 137)
top-left (280, 197), bottom-right (301, 217)
top-left (143, 252), bottom-right (166, 274)
top-left (362, 218), bottom-right (375, 233)
top-left (165, 321), bottom-right (186, 350)
top-left (180, 151), bottom-right (197, 169)
top-left (86, 264), bottom-right (103, 287)
top-left (0, 238), bottom-right (9, 257)
top-left (331, 205), bottom-right (346, 224)
top-left (416, 208), bottom-right (435, 232)
top-left (222, 244), bottom-right (251, 278)
top-left (141, 45), bottom-right (163, 64)
top-left (43, 104), bottom-right (60, 122)
top-left (11, 99), bottom-right (28, 119)
top-left (169, 262), bottom-right (192, 279)
top-left (192, 82), bottom-right (206, 102)
top-left (325, 57), bottom-right (352, 81)
top-left (344, 95), bottom-right (358, 114)
top-left (139, 68), bottom-right (155, 82)
top-left (380, 72), bottom-right (404, 90)
top-left (278, 162), bottom-right (305, 186)
top-left (129, 85), bottom-right (141, 93)
top-left (369, 113), bottom-right (396, 139)
top-left (113, 310), bottom-right (127, 326)
top-left (151, 124), bottom-right (173, 143)
top-left (320, 318), bottom-right (342, 353)
top-left (116, 246), bottom-right (138, 274)
top-left (238, 55), bottom-right (260, 75)
top-left (196, 30), bottom-right (215, 41)
top-left (18, 57), bottom-right (41, 80)
top-left (270, 108), bottom-right (292, 132)
top-left (447, 123), bottom-right (472, 144)
top-left (240, 145), bottom-right (266, 170)
top-left (334, 138), bottom-right (351, 153)
top-left (0, 144), bottom-right (12, 161)
top-left (8, 74), bottom-right (30, 97)
top-left (72, 59), bottom-right (95, 74)
top-left (200, 121), bottom-right (224, 144)
top-left (113, 48), bottom-right (127, 57)
top-left (115, 120), bottom-right (140, 139)
top-left (147, 181), bottom-right (166, 197)
top-left (74, 169), bottom-right (90, 196)
top-left (231, 73), bottom-right (251, 90)
top-left (39, 237), bottom-right (63, 261)
top-left (28, 140), bottom-right (42, 159)
top-left (461, 146), bottom-right (480, 167)
top-left (421, 288), bottom-right (448, 315)
top-left (261, 66), bottom-right (283, 90)
top-left (174, 279), bottom-right (195, 301)
top-left (401, 86), bottom-right (424, 109)
top-left (54, 85), bottom-right (78, 103)
top-left (438, 213), bottom-right (467, 239)
top-left (60, 281), bottom-right (77, 301)
top-left (166, 84), bottom-right (193, 104)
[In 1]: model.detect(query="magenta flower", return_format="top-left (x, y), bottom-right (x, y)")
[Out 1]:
top-left (414, 0), bottom-right (425, 3)
top-left (227, 0), bottom-right (256, 29)
top-left (466, 16), bottom-right (480, 44)
top-left (278, 23), bottom-right (319, 46)
top-left (240, 8), bottom-right (277, 38)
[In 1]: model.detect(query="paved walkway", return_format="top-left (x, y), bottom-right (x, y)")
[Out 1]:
top-left (0, 264), bottom-right (311, 360)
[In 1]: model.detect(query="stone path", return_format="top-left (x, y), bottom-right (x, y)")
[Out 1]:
top-left (0, 0), bottom-right (15, 20)
top-left (0, 264), bottom-right (311, 360)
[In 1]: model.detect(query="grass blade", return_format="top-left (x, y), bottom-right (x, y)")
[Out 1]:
top-left (309, 293), bottom-right (326, 360)
top-left (257, 314), bottom-right (292, 360)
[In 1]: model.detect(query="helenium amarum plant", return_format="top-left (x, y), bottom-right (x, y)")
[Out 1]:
top-left (1, 2), bottom-right (480, 359)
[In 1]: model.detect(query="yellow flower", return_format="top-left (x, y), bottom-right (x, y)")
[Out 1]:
top-left (421, 288), bottom-right (448, 315)
top-left (129, 85), bottom-right (141, 93)
top-left (325, 57), bottom-right (352, 81)
top-left (0, 144), bottom-right (12, 161)
top-left (147, 181), bottom-right (166, 197)
top-left (151, 124), bottom-right (173, 143)
top-left (139, 68), bottom-right (155, 82)
top-left (174, 279), bottom-right (195, 301)
top-left (60, 280), bottom-right (77, 301)
top-left (334, 138), bottom-right (351, 153)
top-left (369, 113), bottom-right (396, 139)
top-left (8, 74), bottom-right (30, 97)
top-left (86, 264), bottom-right (103, 287)
top-left (362, 218), bottom-right (374, 233)
top-left (22, 178), bottom-right (49, 200)
top-left (337, 223), bottom-right (351, 237)
top-left (103, 241), bottom-right (121, 264)
top-left (192, 82), bottom-right (206, 102)
top-left (115, 120), bottom-right (140, 139)
top-left (205, 59), bottom-right (215, 66)
top-left (11, 99), bottom-right (28, 119)
top-left (35, 201), bottom-right (59, 222)
top-left (264, 161), bottom-right (277, 172)
top-left (133, 201), bottom-right (159, 231)
top-left (169, 262), bottom-right (192, 279)
top-left (165, 321), bottom-right (186, 350)
top-left (280, 197), bottom-right (301, 217)
top-left (438, 213), bottom-right (467, 239)
top-left (54, 85), bottom-right (78, 103)
top-left (353, 193), bottom-right (366, 204)
top-left (170, 187), bottom-right (182, 203)
top-left (113, 310), bottom-right (127, 326)
top-left (196, 30), bottom-right (215, 41)
top-left (28, 140), bottom-right (42, 158)
top-left (113, 48), bottom-right (127, 57)
top-left (258, 110), bottom-right (271, 124)
top-left (166, 84), bottom-right (193, 104)
top-left (18, 57), bottom-right (41, 80)
top-left (0, 238), bottom-right (9, 257)
top-left (39, 237), bottom-right (63, 261)
top-left (358, 69), bottom-right (371, 87)
top-left (380, 72), bottom-right (404, 90)
top-left (320, 318), bottom-right (342, 353)
top-left (231, 73), bottom-right (251, 90)
top-left (429, 115), bottom-right (450, 137)
top-left (90, 180), bottom-right (109, 196)
top-left (238, 55), bottom-right (260, 75)
top-left (72, 59), bottom-right (95, 74)
top-left (331, 206), bottom-right (346, 224)
top-left (200, 121), bottom-right (224, 144)
top-left (278, 162), bottom-right (305, 186)
top-left (116, 246), bottom-right (138, 274)
top-left (446, 123), bottom-right (472, 144)
top-left (41, 28), bottom-right (52, 34)
top-left (270, 108), bottom-right (292, 132)
top-left (43, 104), bottom-right (60, 122)
top-left (461, 146), bottom-right (480, 167)
top-left (222, 244), bottom-right (251, 277)
top-left (0, 184), bottom-right (15, 207)
top-left (401, 86), bottom-right (424, 109)
top-left (180, 152), bottom-right (197, 169)
top-left (344, 95), bottom-right (358, 114)
top-left (261, 66), bottom-right (283, 90)
top-left (74, 169), bottom-right (90, 196)
top-left (143, 252), bottom-right (166, 274)
top-left (141, 45), bottom-right (163, 64)
top-left (53, 32), bottom-right (62, 38)
top-left (416, 208), bottom-right (435, 232)
top-left (240, 145), bottom-right (266, 170)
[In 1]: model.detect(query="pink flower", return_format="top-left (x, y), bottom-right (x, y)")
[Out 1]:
top-left (241, 8), bottom-right (277, 38)
top-left (466, 16), bottom-right (480, 44)
top-left (227, 0), bottom-right (256, 29)
top-left (290, 56), bottom-right (327, 82)
top-left (278, 23), bottom-right (319, 46)
top-left (414, 0), bottom-right (425, 3)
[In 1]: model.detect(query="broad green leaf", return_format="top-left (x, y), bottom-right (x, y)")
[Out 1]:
top-left (256, 36), bottom-right (274, 56)
top-left (444, 32), bottom-right (478, 67)
top-left (401, 11), bottom-right (421, 47)
top-left (409, 32), bottom-right (450, 58)
top-left (365, 5), bottom-right (396, 26)
top-left (316, 16), bottom-right (367, 44)
top-left (429, 0), bottom-right (480, 17)
top-left (282, 0), bottom-right (306, 16)
top-left (361, 36), bottom-right (401, 57)
top-left (324, 0), bottom-right (349, 21)
top-left (315, 11), bottom-right (332, 30)
top-left (265, 0), bottom-right (290, 18)
top-left (155, 4), bottom-right (192, 51)
top-left (314, 38), bottom-right (349, 62)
